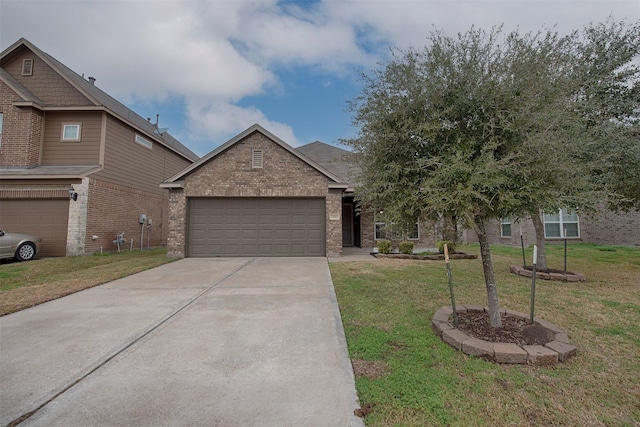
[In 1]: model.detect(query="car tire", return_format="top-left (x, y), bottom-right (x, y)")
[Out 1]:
top-left (15, 242), bottom-right (36, 261)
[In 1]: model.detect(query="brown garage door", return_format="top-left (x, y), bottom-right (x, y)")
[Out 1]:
top-left (0, 199), bottom-right (69, 257)
top-left (188, 198), bottom-right (325, 257)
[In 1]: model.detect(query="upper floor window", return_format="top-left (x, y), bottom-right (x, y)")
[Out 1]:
top-left (500, 218), bottom-right (512, 238)
top-left (61, 123), bottom-right (81, 142)
top-left (544, 209), bottom-right (580, 238)
top-left (135, 134), bottom-right (153, 149)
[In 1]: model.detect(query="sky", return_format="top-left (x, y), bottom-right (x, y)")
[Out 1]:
top-left (1, 0), bottom-right (638, 157)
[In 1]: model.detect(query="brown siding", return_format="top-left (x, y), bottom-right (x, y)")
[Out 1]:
top-left (91, 116), bottom-right (192, 195)
top-left (0, 82), bottom-right (43, 167)
top-left (2, 47), bottom-right (92, 106)
top-left (40, 111), bottom-right (102, 165)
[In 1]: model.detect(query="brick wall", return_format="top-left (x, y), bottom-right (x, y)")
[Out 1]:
top-left (185, 132), bottom-right (328, 198)
top-left (167, 189), bottom-right (186, 257)
top-left (581, 209), bottom-right (640, 246)
top-left (86, 178), bottom-right (169, 253)
top-left (0, 82), bottom-right (43, 167)
top-left (326, 189), bottom-right (343, 256)
top-left (358, 204), bottom-right (439, 251)
top-left (66, 178), bottom-right (89, 255)
top-left (168, 130), bottom-right (343, 257)
top-left (464, 208), bottom-right (640, 247)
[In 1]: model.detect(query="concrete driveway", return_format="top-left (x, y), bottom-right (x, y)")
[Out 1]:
top-left (0, 258), bottom-right (363, 427)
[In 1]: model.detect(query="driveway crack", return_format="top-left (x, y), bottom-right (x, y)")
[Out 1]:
top-left (5, 258), bottom-right (255, 427)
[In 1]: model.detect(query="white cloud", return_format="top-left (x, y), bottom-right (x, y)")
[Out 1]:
top-left (2, 0), bottom-right (638, 153)
top-left (186, 100), bottom-right (299, 155)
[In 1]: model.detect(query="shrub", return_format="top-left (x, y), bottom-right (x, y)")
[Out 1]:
top-left (377, 239), bottom-right (392, 254)
top-left (399, 241), bottom-right (414, 255)
top-left (437, 240), bottom-right (456, 254)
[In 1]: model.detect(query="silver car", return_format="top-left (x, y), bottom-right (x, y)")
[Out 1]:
top-left (0, 230), bottom-right (43, 261)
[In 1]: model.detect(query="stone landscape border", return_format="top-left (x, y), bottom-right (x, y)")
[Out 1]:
top-left (510, 265), bottom-right (586, 282)
top-left (432, 305), bottom-right (577, 365)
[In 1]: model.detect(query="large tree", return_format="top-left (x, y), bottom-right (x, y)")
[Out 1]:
top-left (344, 21), bottom-right (640, 328)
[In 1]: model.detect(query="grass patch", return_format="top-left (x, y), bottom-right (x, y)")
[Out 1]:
top-left (330, 244), bottom-right (640, 426)
top-left (0, 248), bottom-right (177, 315)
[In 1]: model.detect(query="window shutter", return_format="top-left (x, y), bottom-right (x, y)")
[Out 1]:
top-left (252, 149), bottom-right (263, 168)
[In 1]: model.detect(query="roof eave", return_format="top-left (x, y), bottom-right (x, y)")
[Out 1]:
top-left (166, 124), bottom-right (348, 185)
top-left (159, 181), bottom-right (185, 189)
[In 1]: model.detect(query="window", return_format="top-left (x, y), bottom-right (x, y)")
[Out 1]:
top-left (544, 209), bottom-right (580, 238)
top-left (500, 218), bottom-right (512, 238)
top-left (135, 134), bottom-right (153, 149)
top-left (252, 149), bottom-right (263, 168)
top-left (61, 123), bottom-right (81, 141)
top-left (22, 59), bottom-right (33, 76)
top-left (374, 218), bottom-right (419, 240)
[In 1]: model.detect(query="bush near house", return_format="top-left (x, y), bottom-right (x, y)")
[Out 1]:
top-left (377, 239), bottom-right (392, 254)
top-left (398, 241), bottom-right (414, 255)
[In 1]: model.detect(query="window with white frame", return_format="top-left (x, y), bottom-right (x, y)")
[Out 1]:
top-left (544, 209), bottom-right (580, 238)
top-left (135, 133), bottom-right (153, 149)
top-left (61, 123), bottom-right (81, 142)
top-left (374, 217), bottom-right (419, 240)
top-left (500, 218), bottom-right (512, 238)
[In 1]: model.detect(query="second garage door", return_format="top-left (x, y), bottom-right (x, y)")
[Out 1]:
top-left (0, 199), bottom-right (69, 257)
top-left (188, 198), bottom-right (325, 257)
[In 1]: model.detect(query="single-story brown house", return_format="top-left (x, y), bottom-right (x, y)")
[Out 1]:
top-left (162, 124), bottom-right (439, 258)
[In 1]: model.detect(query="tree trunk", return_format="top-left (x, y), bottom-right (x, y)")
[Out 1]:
top-left (474, 215), bottom-right (502, 328)
top-left (530, 211), bottom-right (548, 271)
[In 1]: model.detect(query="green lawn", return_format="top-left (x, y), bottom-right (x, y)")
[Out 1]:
top-left (0, 248), bottom-right (176, 315)
top-left (330, 244), bottom-right (640, 426)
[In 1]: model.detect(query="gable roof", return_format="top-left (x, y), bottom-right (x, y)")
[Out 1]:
top-left (295, 141), bottom-right (360, 190)
top-left (0, 38), bottom-right (198, 162)
top-left (161, 124), bottom-right (348, 189)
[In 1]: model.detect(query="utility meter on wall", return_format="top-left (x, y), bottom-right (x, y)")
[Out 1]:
top-left (139, 214), bottom-right (147, 224)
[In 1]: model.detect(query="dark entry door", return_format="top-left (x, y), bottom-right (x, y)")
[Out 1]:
top-left (342, 202), bottom-right (354, 246)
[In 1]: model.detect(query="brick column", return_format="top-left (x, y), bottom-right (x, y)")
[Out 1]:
top-left (326, 189), bottom-right (343, 257)
top-left (66, 178), bottom-right (89, 255)
top-left (167, 189), bottom-right (186, 257)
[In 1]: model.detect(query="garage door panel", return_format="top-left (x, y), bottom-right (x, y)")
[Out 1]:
top-left (308, 229), bottom-right (323, 239)
top-left (0, 199), bottom-right (69, 257)
top-left (291, 229), bottom-right (306, 239)
top-left (188, 198), bottom-right (325, 257)
top-left (259, 229), bottom-right (274, 239)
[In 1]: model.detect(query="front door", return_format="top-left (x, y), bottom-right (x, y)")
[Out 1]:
top-left (342, 202), bottom-right (354, 246)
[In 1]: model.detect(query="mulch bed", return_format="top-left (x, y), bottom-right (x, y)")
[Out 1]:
top-left (453, 310), bottom-right (554, 346)
top-left (374, 252), bottom-right (478, 260)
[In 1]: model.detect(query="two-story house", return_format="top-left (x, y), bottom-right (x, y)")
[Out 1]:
top-left (0, 38), bottom-right (198, 257)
